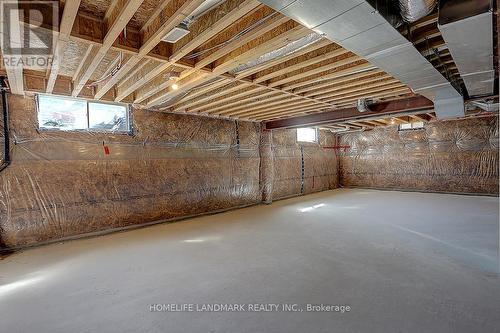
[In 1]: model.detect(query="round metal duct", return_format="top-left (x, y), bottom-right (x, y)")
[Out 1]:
top-left (399, 0), bottom-right (437, 23)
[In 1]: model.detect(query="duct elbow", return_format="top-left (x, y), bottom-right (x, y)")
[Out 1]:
top-left (399, 0), bottom-right (437, 23)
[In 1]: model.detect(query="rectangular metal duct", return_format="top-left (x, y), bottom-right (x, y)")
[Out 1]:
top-left (438, 0), bottom-right (494, 97)
top-left (259, 0), bottom-right (465, 119)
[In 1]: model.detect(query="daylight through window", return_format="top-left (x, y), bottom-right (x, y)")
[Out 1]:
top-left (399, 121), bottom-right (424, 131)
top-left (297, 128), bottom-right (318, 143)
top-left (37, 94), bottom-right (129, 133)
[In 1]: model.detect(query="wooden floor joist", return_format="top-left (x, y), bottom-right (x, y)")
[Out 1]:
top-left (5, 1), bottom-right (463, 122)
top-left (46, 0), bottom-right (82, 93)
top-left (1, 0), bottom-right (24, 95)
top-left (72, 0), bottom-right (146, 97)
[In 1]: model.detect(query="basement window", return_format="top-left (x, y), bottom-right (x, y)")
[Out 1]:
top-left (399, 121), bottom-right (424, 131)
top-left (37, 94), bottom-right (129, 133)
top-left (297, 128), bottom-right (318, 143)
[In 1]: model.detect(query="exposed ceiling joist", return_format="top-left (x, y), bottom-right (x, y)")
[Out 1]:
top-left (72, 0), bottom-right (146, 97)
top-left (234, 38), bottom-right (331, 79)
top-left (0, 0), bottom-right (24, 95)
top-left (93, 0), bottom-right (210, 99)
top-left (46, 0), bottom-right (82, 93)
top-left (145, 23), bottom-right (310, 106)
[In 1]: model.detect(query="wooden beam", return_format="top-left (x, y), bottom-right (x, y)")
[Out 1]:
top-left (216, 93), bottom-right (309, 116)
top-left (172, 78), bottom-right (232, 106)
top-left (0, 0), bottom-right (24, 94)
top-left (231, 98), bottom-right (316, 116)
top-left (365, 119), bottom-right (387, 126)
top-left (234, 38), bottom-right (330, 79)
top-left (239, 100), bottom-right (324, 119)
top-left (46, 0), bottom-right (82, 93)
top-left (264, 96), bottom-right (433, 129)
top-left (372, 118), bottom-right (390, 125)
top-left (72, 0), bottom-right (146, 97)
top-left (134, 67), bottom-right (195, 103)
top-left (115, 60), bottom-right (170, 101)
top-left (396, 116), bottom-right (412, 123)
top-left (353, 121), bottom-right (375, 128)
top-left (283, 63), bottom-right (375, 91)
top-left (294, 70), bottom-right (380, 95)
top-left (209, 91), bottom-right (284, 115)
top-left (323, 84), bottom-right (408, 103)
top-left (268, 55), bottom-right (362, 88)
top-left (179, 82), bottom-right (257, 112)
top-left (12, 8), bottom-right (225, 69)
top-left (314, 79), bottom-right (400, 100)
top-left (344, 122), bottom-right (364, 129)
top-left (99, 0), bottom-right (259, 100)
top-left (189, 86), bottom-right (269, 113)
top-left (253, 47), bottom-right (349, 84)
top-left (331, 88), bottom-right (411, 106)
top-left (171, 0), bottom-right (260, 63)
top-left (93, 0), bottom-right (209, 99)
top-left (303, 74), bottom-right (391, 98)
top-left (250, 105), bottom-right (328, 121)
top-left (410, 114), bottom-right (431, 122)
top-left (145, 23), bottom-right (310, 106)
top-left (193, 12), bottom-right (290, 71)
top-left (140, 0), bottom-right (171, 33)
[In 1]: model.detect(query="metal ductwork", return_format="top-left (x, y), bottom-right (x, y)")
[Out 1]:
top-left (258, 0), bottom-right (464, 119)
top-left (438, 0), bottom-right (494, 98)
top-left (357, 99), bottom-right (373, 112)
top-left (399, 0), bottom-right (437, 23)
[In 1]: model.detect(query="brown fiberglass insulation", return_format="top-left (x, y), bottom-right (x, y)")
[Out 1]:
top-left (339, 115), bottom-right (499, 195)
top-left (0, 95), bottom-right (338, 249)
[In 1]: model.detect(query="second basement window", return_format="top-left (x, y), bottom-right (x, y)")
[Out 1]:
top-left (399, 121), bottom-right (424, 131)
top-left (297, 128), bottom-right (318, 143)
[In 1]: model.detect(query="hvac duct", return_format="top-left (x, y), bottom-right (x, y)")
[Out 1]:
top-left (356, 99), bottom-right (373, 112)
top-left (438, 0), bottom-right (494, 98)
top-left (399, 0), bottom-right (437, 23)
top-left (258, 0), bottom-right (464, 119)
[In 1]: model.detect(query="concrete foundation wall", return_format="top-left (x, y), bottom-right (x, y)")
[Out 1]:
top-left (338, 116), bottom-right (499, 195)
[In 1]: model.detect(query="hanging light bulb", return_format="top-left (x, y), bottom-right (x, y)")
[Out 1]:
top-left (171, 83), bottom-right (179, 90)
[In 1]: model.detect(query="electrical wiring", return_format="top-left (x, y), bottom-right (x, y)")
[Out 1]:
top-left (85, 52), bottom-right (123, 87)
top-left (184, 11), bottom-right (280, 60)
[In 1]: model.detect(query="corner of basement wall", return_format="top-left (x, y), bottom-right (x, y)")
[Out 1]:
top-left (268, 128), bottom-right (340, 201)
top-left (0, 93), bottom-right (343, 250)
top-left (0, 94), bottom-right (265, 249)
top-left (337, 115), bottom-right (499, 195)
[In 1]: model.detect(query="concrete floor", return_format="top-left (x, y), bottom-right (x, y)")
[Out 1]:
top-left (0, 189), bottom-right (499, 333)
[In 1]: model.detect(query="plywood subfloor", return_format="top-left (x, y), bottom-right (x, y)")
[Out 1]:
top-left (0, 189), bottom-right (499, 332)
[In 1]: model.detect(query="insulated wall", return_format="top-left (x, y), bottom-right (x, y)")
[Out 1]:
top-left (0, 95), bottom-right (340, 249)
top-left (0, 95), bottom-right (262, 249)
top-left (339, 116), bottom-right (499, 195)
top-left (270, 129), bottom-right (339, 200)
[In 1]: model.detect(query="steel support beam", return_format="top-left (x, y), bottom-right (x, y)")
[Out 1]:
top-left (264, 96), bottom-right (434, 129)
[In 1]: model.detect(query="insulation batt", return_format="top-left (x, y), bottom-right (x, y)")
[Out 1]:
top-left (0, 94), bottom-right (497, 249)
top-left (270, 128), bottom-right (339, 200)
top-left (339, 116), bottom-right (499, 194)
top-left (0, 95), bottom-right (338, 249)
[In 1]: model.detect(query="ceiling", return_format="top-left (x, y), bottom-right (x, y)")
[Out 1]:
top-left (1, 0), bottom-right (470, 122)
